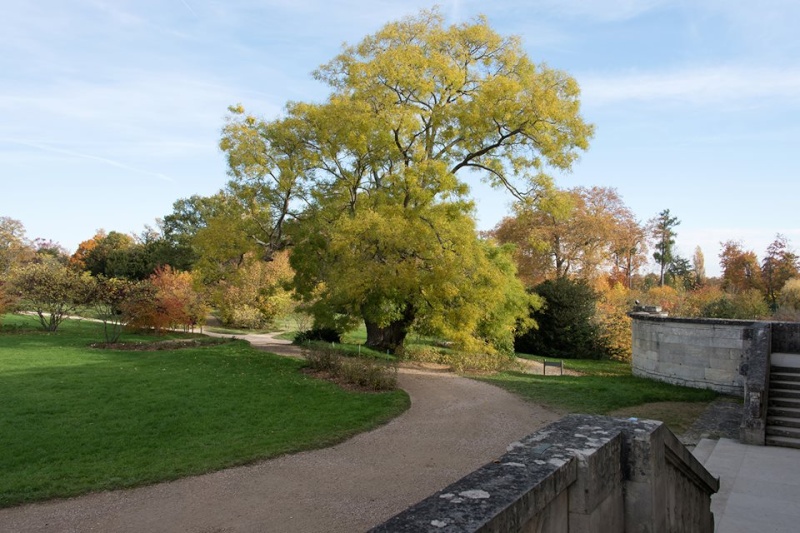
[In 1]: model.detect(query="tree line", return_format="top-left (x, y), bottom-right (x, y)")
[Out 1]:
top-left (2, 10), bottom-right (798, 364)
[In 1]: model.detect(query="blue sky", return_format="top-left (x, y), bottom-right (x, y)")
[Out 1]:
top-left (2, 0), bottom-right (799, 277)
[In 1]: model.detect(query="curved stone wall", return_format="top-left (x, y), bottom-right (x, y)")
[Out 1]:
top-left (630, 314), bottom-right (756, 395)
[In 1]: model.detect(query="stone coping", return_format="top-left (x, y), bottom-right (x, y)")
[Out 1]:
top-left (628, 313), bottom-right (761, 327)
top-left (370, 414), bottom-right (718, 532)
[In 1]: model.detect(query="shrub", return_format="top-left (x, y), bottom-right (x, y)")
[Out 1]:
top-left (514, 278), bottom-right (604, 359)
top-left (293, 327), bottom-right (342, 345)
top-left (701, 289), bottom-right (770, 320)
top-left (9, 258), bottom-right (94, 331)
top-left (404, 345), bottom-right (445, 364)
top-left (338, 358), bottom-right (398, 391)
top-left (305, 348), bottom-right (341, 373)
top-left (121, 267), bottom-right (208, 333)
top-left (403, 344), bottom-right (516, 372)
top-left (643, 285), bottom-right (681, 314)
top-left (305, 348), bottom-right (397, 391)
top-left (595, 283), bottom-right (633, 362)
top-left (443, 350), bottom-right (516, 373)
top-left (777, 278), bottom-right (800, 317)
top-left (91, 276), bottom-right (137, 342)
top-left (676, 285), bottom-right (726, 317)
top-left (221, 304), bottom-right (267, 330)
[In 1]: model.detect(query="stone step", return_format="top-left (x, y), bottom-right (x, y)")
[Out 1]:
top-left (767, 425), bottom-right (800, 439)
top-left (770, 388), bottom-right (800, 400)
top-left (771, 353), bottom-right (800, 369)
top-left (691, 438), bottom-right (718, 465)
top-left (767, 416), bottom-right (800, 429)
top-left (771, 366), bottom-right (800, 377)
top-left (768, 405), bottom-right (800, 418)
top-left (766, 435), bottom-right (800, 450)
top-left (770, 380), bottom-right (800, 391)
top-left (770, 397), bottom-right (800, 409)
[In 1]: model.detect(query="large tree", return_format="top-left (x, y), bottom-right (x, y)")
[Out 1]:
top-left (719, 240), bottom-right (763, 294)
top-left (220, 10), bottom-right (592, 353)
top-left (492, 186), bottom-right (643, 286)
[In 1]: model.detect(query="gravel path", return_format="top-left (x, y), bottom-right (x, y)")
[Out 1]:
top-left (0, 335), bottom-right (559, 533)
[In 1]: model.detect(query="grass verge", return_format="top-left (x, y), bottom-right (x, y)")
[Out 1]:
top-left (0, 314), bottom-right (409, 508)
top-left (478, 354), bottom-right (717, 434)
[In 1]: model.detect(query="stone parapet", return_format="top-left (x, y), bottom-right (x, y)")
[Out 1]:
top-left (630, 314), bottom-right (757, 395)
top-left (371, 415), bottom-right (718, 533)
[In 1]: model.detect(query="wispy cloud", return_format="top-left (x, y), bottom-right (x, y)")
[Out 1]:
top-left (580, 66), bottom-right (800, 107)
top-left (0, 138), bottom-right (174, 182)
top-left (178, 0), bottom-right (199, 18)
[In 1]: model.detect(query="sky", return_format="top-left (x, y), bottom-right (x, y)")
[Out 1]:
top-left (1, 0), bottom-right (799, 277)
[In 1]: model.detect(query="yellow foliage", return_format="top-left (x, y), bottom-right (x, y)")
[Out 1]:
top-left (644, 285), bottom-right (681, 314)
top-left (595, 282), bottom-right (633, 362)
top-left (216, 251), bottom-right (295, 329)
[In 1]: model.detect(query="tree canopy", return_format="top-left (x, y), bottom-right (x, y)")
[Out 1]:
top-left (492, 186), bottom-right (642, 286)
top-left (218, 10), bottom-right (593, 354)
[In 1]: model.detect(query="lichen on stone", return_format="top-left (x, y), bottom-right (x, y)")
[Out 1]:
top-left (459, 489), bottom-right (491, 499)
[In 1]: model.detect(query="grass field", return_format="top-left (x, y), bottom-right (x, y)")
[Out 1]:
top-left (479, 355), bottom-right (719, 434)
top-left (0, 314), bottom-right (409, 508)
top-left (276, 323), bottom-right (720, 434)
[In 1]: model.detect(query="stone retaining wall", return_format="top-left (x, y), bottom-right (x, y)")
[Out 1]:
top-left (630, 314), bottom-right (756, 395)
top-left (371, 415), bottom-right (719, 533)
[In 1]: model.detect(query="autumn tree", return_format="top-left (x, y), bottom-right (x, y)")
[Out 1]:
top-left (719, 240), bottom-right (763, 294)
top-left (91, 276), bottom-right (138, 342)
top-left (595, 282), bottom-right (634, 361)
top-left (610, 217), bottom-right (648, 289)
top-left (776, 278), bottom-right (800, 319)
top-left (692, 246), bottom-right (706, 287)
top-left (220, 10), bottom-right (592, 354)
top-left (69, 230), bottom-right (104, 271)
top-left (123, 267), bottom-right (208, 333)
top-left (649, 209), bottom-right (680, 287)
top-left (70, 230), bottom-right (138, 278)
top-left (32, 238), bottom-right (70, 265)
top-left (0, 216), bottom-right (33, 274)
top-left (492, 186), bottom-right (642, 286)
top-left (9, 258), bottom-right (93, 331)
top-left (216, 250), bottom-right (295, 328)
top-left (762, 234), bottom-right (799, 309)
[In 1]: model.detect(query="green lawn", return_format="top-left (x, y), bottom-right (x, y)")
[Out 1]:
top-left (479, 355), bottom-right (718, 433)
top-left (0, 315), bottom-right (409, 507)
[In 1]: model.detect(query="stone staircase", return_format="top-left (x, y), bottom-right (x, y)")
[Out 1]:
top-left (766, 353), bottom-right (800, 449)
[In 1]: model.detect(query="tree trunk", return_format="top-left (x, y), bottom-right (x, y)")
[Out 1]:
top-left (364, 305), bottom-right (415, 355)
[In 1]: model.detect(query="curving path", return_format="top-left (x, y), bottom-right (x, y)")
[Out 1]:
top-left (0, 334), bottom-right (559, 533)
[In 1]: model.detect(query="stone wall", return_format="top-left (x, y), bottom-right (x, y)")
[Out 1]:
top-left (371, 415), bottom-right (718, 533)
top-left (630, 314), bottom-right (757, 395)
top-left (771, 322), bottom-right (800, 354)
